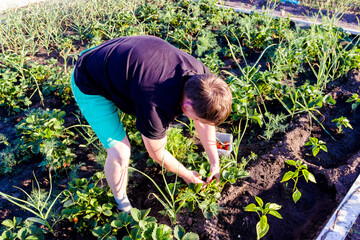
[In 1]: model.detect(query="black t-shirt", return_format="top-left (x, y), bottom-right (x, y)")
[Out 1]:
top-left (74, 35), bottom-right (210, 139)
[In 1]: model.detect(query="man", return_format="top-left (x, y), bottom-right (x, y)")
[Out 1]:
top-left (70, 35), bottom-right (232, 213)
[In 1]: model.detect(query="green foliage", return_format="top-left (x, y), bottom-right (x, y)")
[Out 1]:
top-left (331, 116), bottom-right (353, 133)
top-left (166, 127), bottom-right (196, 162)
top-left (0, 217), bottom-right (45, 240)
top-left (244, 196), bottom-right (282, 239)
top-left (109, 208), bottom-right (199, 240)
top-left (61, 172), bottom-right (116, 232)
top-left (15, 108), bottom-right (75, 171)
top-left (0, 134), bottom-right (19, 175)
top-left (281, 160), bottom-right (317, 203)
top-left (305, 137), bottom-right (328, 157)
top-left (0, 53), bottom-right (32, 115)
top-left (0, 172), bottom-right (64, 235)
top-left (346, 93), bottom-right (360, 111)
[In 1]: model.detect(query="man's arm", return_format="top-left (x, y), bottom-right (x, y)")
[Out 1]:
top-left (142, 134), bottom-right (204, 185)
top-left (194, 121), bottom-right (220, 183)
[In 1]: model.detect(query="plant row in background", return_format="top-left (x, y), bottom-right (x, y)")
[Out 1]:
top-left (0, 0), bottom-right (360, 239)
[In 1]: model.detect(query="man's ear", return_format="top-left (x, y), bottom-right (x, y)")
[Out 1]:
top-left (182, 98), bottom-right (193, 111)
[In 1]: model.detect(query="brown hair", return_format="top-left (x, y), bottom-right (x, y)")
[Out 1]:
top-left (184, 74), bottom-right (232, 126)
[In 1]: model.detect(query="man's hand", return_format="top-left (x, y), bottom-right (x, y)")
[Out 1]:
top-left (184, 170), bottom-right (205, 185)
top-left (206, 164), bottom-right (220, 184)
top-left (142, 134), bottom-right (205, 186)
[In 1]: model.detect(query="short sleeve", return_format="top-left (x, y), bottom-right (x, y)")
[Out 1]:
top-left (135, 103), bottom-right (168, 139)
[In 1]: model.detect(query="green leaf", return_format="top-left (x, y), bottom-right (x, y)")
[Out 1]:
top-left (292, 189), bottom-right (302, 203)
top-left (17, 227), bottom-right (28, 239)
top-left (103, 209), bottom-right (112, 216)
top-left (312, 147), bottom-right (320, 156)
top-left (268, 203), bottom-right (282, 211)
top-left (285, 160), bottom-right (296, 166)
top-left (256, 217), bottom-right (269, 239)
top-left (26, 217), bottom-right (47, 226)
top-left (244, 203), bottom-right (261, 212)
top-left (302, 169), bottom-right (310, 182)
top-left (111, 220), bottom-right (125, 229)
top-left (268, 209), bottom-right (283, 219)
top-left (1, 219), bottom-right (15, 228)
top-left (325, 95), bottom-right (336, 105)
top-left (131, 208), bottom-right (150, 222)
top-left (182, 232), bottom-right (200, 240)
top-left (254, 196), bottom-right (263, 208)
top-left (308, 172), bottom-right (317, 183)
top-left (63, 200), bottom-right (75, 208)
top-left (281, 171), bottom-right (294, 182)
top-left (174, 225), bottom-right (186, 240)
top-left (25, 235), bottom-right (40, 240)
top-left (320, 145), bottom-right (328, 152)
top-left (152, 224), bottom-right (172, 240)
top-left (259, 215), bottom-right (267, 231)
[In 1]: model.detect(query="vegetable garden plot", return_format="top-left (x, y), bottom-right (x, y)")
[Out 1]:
top-left (0, 0), bottom-right (360, 239)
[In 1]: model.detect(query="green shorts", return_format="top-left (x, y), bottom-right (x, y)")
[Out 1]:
top-left (70, 47), bottom-right (126, 149)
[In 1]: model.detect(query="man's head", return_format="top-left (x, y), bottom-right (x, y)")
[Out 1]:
top-left (181, 74), bottom-right (232, 126)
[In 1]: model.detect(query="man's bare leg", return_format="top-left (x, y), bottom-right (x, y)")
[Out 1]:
top-left (104, 136), bottom-right (132, 213)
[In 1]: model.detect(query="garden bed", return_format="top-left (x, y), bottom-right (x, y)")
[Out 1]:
top-left (0, 0), bottom-right (360, 239)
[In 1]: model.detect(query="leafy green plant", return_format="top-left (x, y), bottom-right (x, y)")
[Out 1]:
top-left (61, 172), bottom-right (116, 232)
top-left (0, 134), bottom-right (20, 175)
top-left (129, 166), bottom-right (190, 225)
top-left (16, 108), bottom-right (75, 171)
top-left (346, 93), bottom-right (360, 111)
top-left (0, 53), bottom-right (32, 115)
top-left (244, 196), bottom-right (282, 239)
top-left (0, 217), bottom-right (45, 240)
top-left (0, 172), bottom-right (64, 235)
top-left (281, 160), bottom-right (317, 203)
top-left (166, 127), bottom-right (196, 162)
top-left (331, 116), bottom-right (353, 133)
top-left (305, 137), bottom-right (328, 157)
top-left (109, 208), bottom-right (199, 240)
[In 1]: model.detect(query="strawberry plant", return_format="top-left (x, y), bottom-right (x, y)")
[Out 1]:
top-left (109, 208), bottom-right (199, 240)
top-left (281, 160), bottom-right (317, 203)
top-left (166, 127), bottom-right (196, 162)
top-left (61, 172), bottom-right (116, 232)
top-left (0, 217), bottom-right (45, 240)
top-left (15, 108), bottom-right (75, 172)
top-left (0, 56), bottom-right (32, 115)
top-left (244, 196), bottom-right (282, 240)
